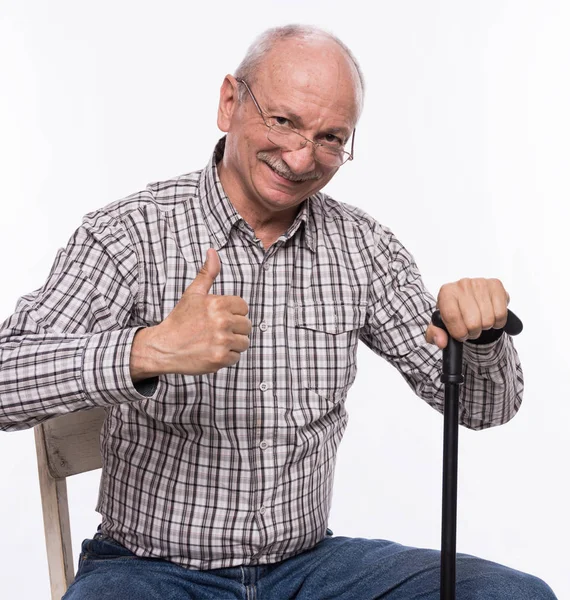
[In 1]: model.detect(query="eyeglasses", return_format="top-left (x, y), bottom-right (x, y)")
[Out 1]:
top-left (236, 78), bottom-right (355, 168)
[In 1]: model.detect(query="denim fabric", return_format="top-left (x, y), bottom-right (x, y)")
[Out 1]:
top-left (63, 532), bottom-right (556, 599)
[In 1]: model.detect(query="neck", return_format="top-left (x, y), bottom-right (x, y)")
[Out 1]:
top-left (217, 158), bottom-right (302, 248)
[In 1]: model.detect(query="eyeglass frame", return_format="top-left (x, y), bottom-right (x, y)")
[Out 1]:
top-left (235, 77), bottom-right (355, 166)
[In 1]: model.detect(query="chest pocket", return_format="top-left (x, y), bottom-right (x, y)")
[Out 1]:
top-left (287, 303), bottom-right (367, 402)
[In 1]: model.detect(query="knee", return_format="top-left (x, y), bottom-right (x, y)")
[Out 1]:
top-left (508, 572), bottom-right (557, 600)
top-left (457, 555), bottom-right (557, 599)
top-left (474, 569), bottom-right (556, 599)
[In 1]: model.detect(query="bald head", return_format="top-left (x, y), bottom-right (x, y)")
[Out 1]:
top-left (235, 25), bottom-right (364, 122)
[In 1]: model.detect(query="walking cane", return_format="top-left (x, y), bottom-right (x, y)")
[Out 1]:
top-left (431, 309), bottom-right (523, 600)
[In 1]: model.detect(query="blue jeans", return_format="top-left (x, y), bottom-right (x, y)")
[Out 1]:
top-left (63, 532), bottom-right (556, 599)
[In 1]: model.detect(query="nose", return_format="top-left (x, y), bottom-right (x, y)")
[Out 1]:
top-left (281, 143), bottom-right (317, 175)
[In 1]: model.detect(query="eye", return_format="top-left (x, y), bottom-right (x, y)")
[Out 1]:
top-left (269, 116), bottom-right (294, 128)
top-left (321, 133), bottom-right (343, 148)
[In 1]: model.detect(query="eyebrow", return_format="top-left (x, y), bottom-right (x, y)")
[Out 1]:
top-left (264, 103), bottom-right (303, 125)
top-left (323, 126), bottom-right (351, 137)
top-left (266, 104), bottom-right (351, 139)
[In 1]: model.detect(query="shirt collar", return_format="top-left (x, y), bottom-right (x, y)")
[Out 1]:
top-left (198, 138), bottom-right (243, 251)
top-left (198, 136), bottom-right (317, 252)
top-left (288, 198), bottom-right (316, 252)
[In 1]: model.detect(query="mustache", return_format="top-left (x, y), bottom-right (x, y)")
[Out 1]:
top-left (257, 152), bottom-right (322, 183)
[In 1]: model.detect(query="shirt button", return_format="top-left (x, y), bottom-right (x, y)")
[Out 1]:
top-left (263, 263), bottom-right (270, 271)
top-left (259, 382), bottom-right (268, 392)
top-left (260, 440), bottom-right (269, 450)
top-left (259, 321), bottom-right (268, 332)
top-left (259, 506), bottom-right (267, 515)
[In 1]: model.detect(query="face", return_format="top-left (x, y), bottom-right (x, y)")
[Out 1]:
top-left (217, 39), bottom-right (360, 223)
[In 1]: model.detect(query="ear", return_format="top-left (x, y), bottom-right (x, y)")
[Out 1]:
top-left (217, 75), bottom-right (239, 133)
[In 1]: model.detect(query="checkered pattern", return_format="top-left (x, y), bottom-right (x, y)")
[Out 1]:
top-left (0, 138), bottom-right (523, 569)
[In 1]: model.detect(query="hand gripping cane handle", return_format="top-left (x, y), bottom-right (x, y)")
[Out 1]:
top-left (431, 309), bottom-right (523, 340)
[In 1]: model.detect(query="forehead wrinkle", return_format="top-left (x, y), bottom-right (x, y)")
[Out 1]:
top-left (267, 69), bottom-right (355, 115)
top-left (256, 41), bottom-right (359, 131)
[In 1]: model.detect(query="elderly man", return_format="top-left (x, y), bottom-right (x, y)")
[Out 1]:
top-left (0, 24), bottom-right (555, 600)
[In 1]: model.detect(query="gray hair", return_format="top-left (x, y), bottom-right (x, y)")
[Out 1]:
top-left (234, 24), bottom-right (365, 119)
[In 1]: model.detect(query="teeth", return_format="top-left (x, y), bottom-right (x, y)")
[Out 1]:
top-left (270, 165), bottom-right (296, 182)
top-left (264, 159), bottom-right (306, 183)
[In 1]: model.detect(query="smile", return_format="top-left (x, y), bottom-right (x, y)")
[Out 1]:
top-left (263, 161), bottom-right (305, 186)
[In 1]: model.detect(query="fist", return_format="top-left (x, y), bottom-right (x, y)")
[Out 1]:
top-left (130, 249), bottom-right (252, 379)
top-left (425, 278), bottom-right (509, 349)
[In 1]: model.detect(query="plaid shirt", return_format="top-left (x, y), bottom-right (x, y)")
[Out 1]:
top-left (0, 140), bottom-right (523, 569)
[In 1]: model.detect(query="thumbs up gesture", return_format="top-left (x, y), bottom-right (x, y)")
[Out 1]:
top-left (130, 249), bottom-right (251, 380)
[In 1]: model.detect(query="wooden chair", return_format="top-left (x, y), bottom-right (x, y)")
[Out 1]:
top-left (34, 408), bottom-right (106, 600)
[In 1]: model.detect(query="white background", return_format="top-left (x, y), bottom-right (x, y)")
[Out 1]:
top-left (1, 1), bottom-right (568, 598)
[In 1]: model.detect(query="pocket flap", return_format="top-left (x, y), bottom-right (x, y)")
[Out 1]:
top-left (294, 303), bottom-right (367, 335)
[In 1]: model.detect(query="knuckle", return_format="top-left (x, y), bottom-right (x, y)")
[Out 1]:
top-left (495, 312), bottom-right (508, 328)
top-left (212, 349), bottom-right (231, 367)
top-left (437, 282), bottom-right (452, 300)
top-left (442, 305), bottom-right (461, 324)
top-left (453, 325), bottom-right (469, 340)
top-left (496, 308), bottom-right (508, 322)
top-left (464, 319), bottom-right (480, 334)
top-left (207, 297), bottom-right (222, 314)
top-left (214, 313), bottom-right (231, 331)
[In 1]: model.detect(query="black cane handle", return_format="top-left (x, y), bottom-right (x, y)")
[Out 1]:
top-left (431, 309), bottom-right (523, 338)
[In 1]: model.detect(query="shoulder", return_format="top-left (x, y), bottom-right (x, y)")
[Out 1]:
top-left (81, 170), bottom-right (202, 233)
top-left (309, 192), bottom-right (418, 275)
top-left (310, 192), bottom-right (395, 245)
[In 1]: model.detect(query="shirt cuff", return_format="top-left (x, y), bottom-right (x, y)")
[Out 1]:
top-left (462, 332), bottom-right (509, 368)
top-left (81, 327), bottom-right (160, 406)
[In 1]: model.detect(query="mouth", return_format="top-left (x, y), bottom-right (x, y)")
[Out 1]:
top-left (262, 161), bottom-right (304, 186)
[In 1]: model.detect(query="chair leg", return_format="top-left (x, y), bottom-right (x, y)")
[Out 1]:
top-left (35, 425), bottom-right (75, 600)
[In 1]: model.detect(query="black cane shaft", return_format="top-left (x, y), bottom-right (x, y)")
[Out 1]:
top-left (432, 308), bottom-right (523, 600)
top-left (441, 382), bottom-right (460, 600)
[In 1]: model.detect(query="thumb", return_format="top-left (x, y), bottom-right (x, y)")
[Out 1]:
top-left (425, 323), bottom-right (449, 349)
top-left (189, 248), bottom-right (221, 295)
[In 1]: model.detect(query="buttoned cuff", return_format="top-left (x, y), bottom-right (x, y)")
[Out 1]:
top-left (462, 332), bottom-right (509, 368)
top-left (81, 328), bottom-right (159, 406)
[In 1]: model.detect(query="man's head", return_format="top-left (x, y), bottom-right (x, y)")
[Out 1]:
top-left (217, 25), bottom-right (364, 223)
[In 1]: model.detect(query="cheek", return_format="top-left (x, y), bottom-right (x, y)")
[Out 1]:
top-left (243, 133), bottom-right (270, 165)
top-left (311, 168), bottom-right (338, 190)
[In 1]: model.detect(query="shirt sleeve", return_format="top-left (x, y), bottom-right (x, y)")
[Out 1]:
top-left (0, 212), bottom-right (158, 432)
top-left (359, 224), bottom-right (523, 430)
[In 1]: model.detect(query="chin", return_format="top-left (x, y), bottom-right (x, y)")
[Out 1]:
top-left (257, 188), bottom-right (306, 212)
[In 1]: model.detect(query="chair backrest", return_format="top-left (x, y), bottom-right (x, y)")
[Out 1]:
top-left (34, 408), bottom-right (106, 600)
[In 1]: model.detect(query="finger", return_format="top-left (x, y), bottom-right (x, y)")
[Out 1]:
top-left (230, 333), bottom-right (250, 353)
top-left (457, 289), bottom-right (483, 340)
top-left (232, 316), bottom-right (252, 335)
top-left (224, 296), bottom-right (249, 316)
top-left (425, 323), bottom-right (449, 349)
top-left (488, 279), bottom-right (509, 329)
top-left (471, 278), bottom-right (495, 331)
top-left (224, 350), bottom-right (242, 368)
top-left (437, 292), bottom-right (470, 341)
top-left (189, 248), bottom-right (221, 295)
